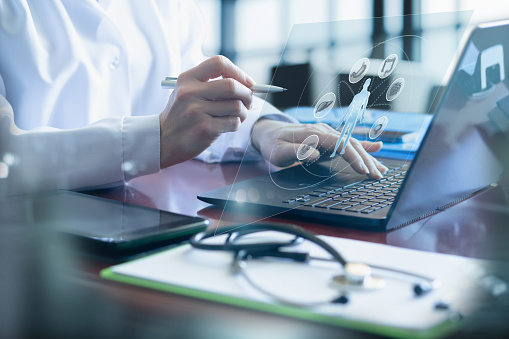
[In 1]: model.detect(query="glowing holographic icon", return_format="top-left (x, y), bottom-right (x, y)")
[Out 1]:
top-left (313, 92), bottom-right (336, 118)
top-left (378, 54), bottom-right (398, 79)
top-left (386, 78), bottom-right (405, 101)
top-left (317, 100), bottom-right (334, 113)
top-left (331, 78), bottom-right (371, 157)
top-left (349, 58), bottom-right (370, 84)
top-left (369, 116), bottom-right (389, 139)
top-left (297, 134), bottom-right (319, 161)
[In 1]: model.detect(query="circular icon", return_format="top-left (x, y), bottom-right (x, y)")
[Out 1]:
top-left (378, 54), bottom-right (398, 79)
top-left (369, 116), bottom-right (389, 139)
top-left (313, 92), bottom-right (336, 119)
top-left (349, 58), bottom-right (370, 84)
top-left (297, 135), bottom-right (319, 161)
top-left (386, 78), bottom-right (405, 101)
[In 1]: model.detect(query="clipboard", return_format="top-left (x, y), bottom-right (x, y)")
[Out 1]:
top-left (101, 235), bottom-right (486, 338)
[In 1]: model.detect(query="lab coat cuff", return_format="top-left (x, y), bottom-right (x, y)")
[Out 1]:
top-left (259, 112), bottom-right (299, 124)
top-left (121, 115), bottom-right (160, 182)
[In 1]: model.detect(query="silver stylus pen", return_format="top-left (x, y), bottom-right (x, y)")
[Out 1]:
top-left (161, 77), bottom-right (287, 93)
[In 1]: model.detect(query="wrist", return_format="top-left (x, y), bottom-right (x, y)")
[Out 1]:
top-left (251, 118), bottom-right (278, 153)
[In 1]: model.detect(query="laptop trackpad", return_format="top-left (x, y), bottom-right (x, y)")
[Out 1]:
top-left (255, 158), bottom-right (358, 189)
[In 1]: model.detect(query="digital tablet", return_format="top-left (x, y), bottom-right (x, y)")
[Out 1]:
top-left (0, 190), bottom-right (209, 257)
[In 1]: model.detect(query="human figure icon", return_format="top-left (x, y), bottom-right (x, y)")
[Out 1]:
top-left (331, 78), bottom-right (372, 157)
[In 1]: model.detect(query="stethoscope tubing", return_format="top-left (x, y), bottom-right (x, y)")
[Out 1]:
top-left (190, 222), bottom-right (436, 298)
top-left (190, 222), bottom-right (348, 266)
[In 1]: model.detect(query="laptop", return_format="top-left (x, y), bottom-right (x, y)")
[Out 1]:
top-left (199, 18), bottom-right (508, 231)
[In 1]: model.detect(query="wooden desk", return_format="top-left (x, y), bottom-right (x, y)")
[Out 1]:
top-left (95, 159), bottom-right (509, 261)
top-left (2, 160), bottom-right (508, 339)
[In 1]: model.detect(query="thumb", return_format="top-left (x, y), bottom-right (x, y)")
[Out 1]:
top-left (270, 141), bottom-right (320, 167)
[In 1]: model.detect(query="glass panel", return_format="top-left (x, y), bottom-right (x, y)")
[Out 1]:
top-left (212, 11), bottom-right (472, 230)
top-left (235, 0), bottom-right (282, 52)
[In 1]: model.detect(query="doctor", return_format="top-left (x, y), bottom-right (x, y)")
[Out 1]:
top-left (0, 0), bottom-right (386, 196)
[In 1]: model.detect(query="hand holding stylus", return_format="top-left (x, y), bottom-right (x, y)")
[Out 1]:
top-left (159, 55), bottom-right (256, 168)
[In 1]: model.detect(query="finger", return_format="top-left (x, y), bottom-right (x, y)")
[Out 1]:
top-left (311, 126), bottom-right (385, 176)
top-left (312, 123), bottom-right (345, 152)
top-left (338, 141), bottom-right (370, 175)
top-left (191, 99), bottom-right (248, 122)
top-left (359, 141), bottom-right (388, 173)
top-left (314, 122), bottom-right (340, 135)
top-left (270, 141), bottom-right (320, 167)
top-left (275, 124), bottom-right (342, 164)
top-left (350, 139), bottom-right (383, 179)
top-left (189, 55), bottom-right (255, 87)
top-left (198, 78), bottom-right (253, 109)
top-left (205, 115), bottom-right (242, 137)
top-left (302, 147), bottom-right (321, 163)
top-left (376, 159), bottom-right (389, 174)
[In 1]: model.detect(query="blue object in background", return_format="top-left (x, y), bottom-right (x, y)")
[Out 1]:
top-left (285, 107), bottom-right (433, 160)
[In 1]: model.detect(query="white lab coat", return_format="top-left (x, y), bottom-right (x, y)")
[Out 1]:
top-left (0, 0), bottom-right (289, 196)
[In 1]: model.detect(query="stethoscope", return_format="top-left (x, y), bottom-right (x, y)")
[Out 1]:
top-left (190, 222), bottom-right (439, 306)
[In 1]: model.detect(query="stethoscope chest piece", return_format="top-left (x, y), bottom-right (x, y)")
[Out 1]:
top-left (332, 262), bottom-right (386, 291)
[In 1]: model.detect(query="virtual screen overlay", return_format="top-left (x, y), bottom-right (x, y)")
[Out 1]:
top-left (212, 11), bottom-right (480, 232)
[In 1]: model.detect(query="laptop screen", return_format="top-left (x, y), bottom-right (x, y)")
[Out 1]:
top-left (387, 20), bottom-right (508, 229)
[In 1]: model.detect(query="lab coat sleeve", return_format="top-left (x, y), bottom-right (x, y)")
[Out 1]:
top-left (0, 89), bottom-right (160, 197)
top-left (178, 0), bottom-right (208, 70)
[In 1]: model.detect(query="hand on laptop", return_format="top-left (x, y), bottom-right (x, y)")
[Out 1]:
top-left (252, 119), bottom-right (388, 179)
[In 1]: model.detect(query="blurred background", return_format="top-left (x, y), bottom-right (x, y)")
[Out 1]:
top-left (194, 0), bottom-right (509, 112)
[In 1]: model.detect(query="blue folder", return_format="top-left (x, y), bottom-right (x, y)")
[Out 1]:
top-left (285, 107), bottom-right (433, 160)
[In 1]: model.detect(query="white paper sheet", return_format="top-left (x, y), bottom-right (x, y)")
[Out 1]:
top-left (107, 235), bottom-right (488, 335)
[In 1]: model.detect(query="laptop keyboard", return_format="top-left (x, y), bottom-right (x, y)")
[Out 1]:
top-left (282, 164), bottom-right (408, 214)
